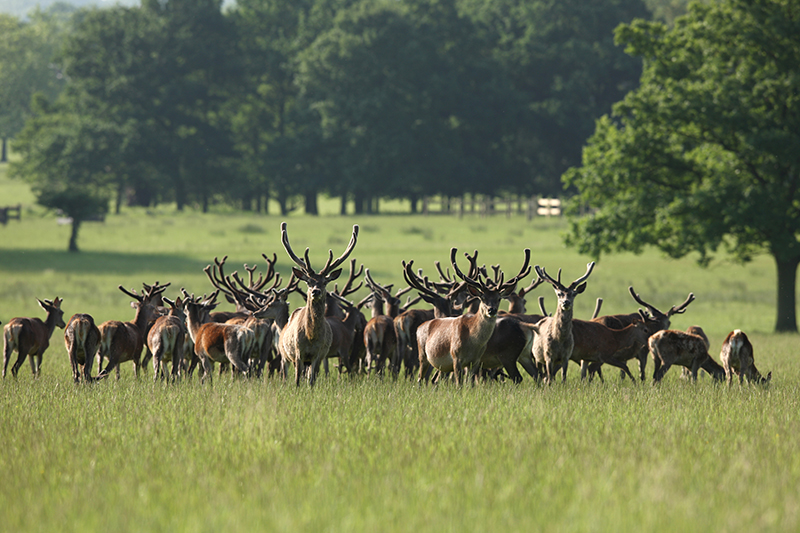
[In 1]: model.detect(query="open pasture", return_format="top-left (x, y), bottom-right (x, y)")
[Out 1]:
top-left (0, 172), bottom-right (798, 531)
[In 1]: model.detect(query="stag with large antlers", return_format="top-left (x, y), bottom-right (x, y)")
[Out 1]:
top-left (64, 313), bottom-right (100, 383)
top-left (532, 262), bottom-right (595, 383)
top-left (278, 222), bottom-right (359, 386)
top-left (3, 297), bottom-right (66, 379)
top-left (97, 283), bottom-right (169, 379)
top-left (592, 287), bottom-right (695, 380)
top-left (415, 248), bottom-right (531, 385)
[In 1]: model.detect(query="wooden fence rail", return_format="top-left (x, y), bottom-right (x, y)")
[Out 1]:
top-left (420, 195), bottom-right (561, 220)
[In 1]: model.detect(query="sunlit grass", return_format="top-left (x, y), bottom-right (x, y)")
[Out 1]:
top-left (1, 165), bottom-right (798, 532)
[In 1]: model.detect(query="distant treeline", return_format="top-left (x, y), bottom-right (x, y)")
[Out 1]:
top-left (5, 0), bottom-right (663, 215)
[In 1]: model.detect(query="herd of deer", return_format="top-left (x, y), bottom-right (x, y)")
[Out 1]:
top-left (2, 222), bottom-right (771, 387)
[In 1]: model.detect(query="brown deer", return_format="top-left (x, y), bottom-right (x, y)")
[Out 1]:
top-left (363, 269), bottom-right (411, 376)
top-left (278, 222), bottom-right (359, 386)
top-left (64, 313), bottom-right (101, 383)
top-left (532, 262), bottom-right (595, 383)
top-left (571, 318), bottom-right (650, 381)
top-left (592, 287), bottom-right (695, 381)
top-left (147, 297), bottom-right (187, 382)
top-left (415, 248), bottom-right (531, 385)
top-left (3, 297), bottom-right (66, 378)
top-left (184, 289), bottom-right (282, 383)
top-left (648, 328), bottom-right (725, 382)
top-left (720, 329), bottom-right (771, 385)
top-left (97, 283), bottom-right (169, 379)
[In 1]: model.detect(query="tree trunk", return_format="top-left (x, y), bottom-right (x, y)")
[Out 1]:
top-left (1, 138), bottom-right (7, 163)
top-left (409, 193), bottom-right (418, 214)
top-left (340, 193), bottom-right (348, 215)
top-left (68, 219), bottom-right (81, 253)
top-left (304, 191), bottom-right (318, 215)
top-left (774, 254), bottom-right (799, 332)
top-left (354, 190), bottom-right (365, 214)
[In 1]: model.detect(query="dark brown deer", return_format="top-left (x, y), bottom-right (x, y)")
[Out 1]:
top-left (592, 287), bottom-right (695, 380)
top-left (3, 297), bottom-right (66, 378)
top-left (570, 318), bottom-right (650, 381)
top-left (416, 248), bottom-right (531, 385)
top-left (532, 262), bottom-right (595, 383)
top-left (64, 313), bottom-right (100, 383)
top-left (97, 283), bottom-right (169, 379)
top-left (720, 329), bottom-right (771, 385)
top-left (279, 222), bottom-right (359, 386)
top-left (649, 328), bottom-right (725, 382)
top-left (363, 269), bottom-right (411, 376)
top-left (147, 296), bottom-right (187, 382)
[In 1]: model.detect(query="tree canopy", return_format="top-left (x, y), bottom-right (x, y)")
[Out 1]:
top-left (564, 0), bottom-right (800, 332)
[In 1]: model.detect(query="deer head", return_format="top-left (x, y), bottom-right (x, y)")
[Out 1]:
top-left (450, 248), bottom-right (532, 318)
top-left (281, 222), bottom-right (359, 307)
top-left (535, 262), bottom-right (595, 315)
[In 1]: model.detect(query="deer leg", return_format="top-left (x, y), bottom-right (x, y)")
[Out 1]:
top-left (637, 348), bottom-right (648, 382)
top-left (11, 349), bottom-right (28, 378)
top-left (28, 353), bottom-right (38, 377)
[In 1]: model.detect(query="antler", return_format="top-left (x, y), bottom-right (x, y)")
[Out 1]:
top-left (536, 262), bottom-right (594, 290)
top-left (280, 222), bottom-right (359, 280)
top-left (668, 293), bottom-right (695, 316)
top-left (336, 259), bottom-right (364, 297)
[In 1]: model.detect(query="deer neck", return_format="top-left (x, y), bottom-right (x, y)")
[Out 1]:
top-left (185, 306), bottom-right (205, 343)
top-left (305, 290), bottom-right (328, 329)
top-left (43, 312), bottom-right (60, 340)
top-left (551, 304), bottom-right (575, 339)
top-left (465, 303), bottom-right (499, 346)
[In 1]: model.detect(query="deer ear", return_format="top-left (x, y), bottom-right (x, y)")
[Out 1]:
top-left (326, 268), bottom-right (343, 282)
top-left (467, 285), bottom-right (481, 297)
top-left (292, 266), bottom-right (308, 282)
top-left (575, 282), bottom-right (587, 294)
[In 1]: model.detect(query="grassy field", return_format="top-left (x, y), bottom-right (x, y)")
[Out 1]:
top-left (0, 165), bottom-right (798, 532)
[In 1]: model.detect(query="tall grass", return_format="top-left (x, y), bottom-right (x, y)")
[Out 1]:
top-left (0, 167), bottom-right (798, 532)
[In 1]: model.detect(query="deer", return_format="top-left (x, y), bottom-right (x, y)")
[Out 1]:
top-left (278, 222), bottom-right (359, 386)
top-left (532, 262), bottom-right (595, 383)
top-left (3, 297), bottom-right (66, 379)
top-left (184, 288), bottom-right (283, 383)
top-left (203, 254), bottom-right (281, 323)
top-left (97, 283), bottom-right (170, 380)
top-left (570, 318), bottom-right (650, 381)
top-left (720, 329), bottom-right (771, 385)
top-left (205, 255), bottom-right (285, 378)
top-left (648, 327), bottom-right (725, 382)
top-left (592, 287), bottom-right (695, 381)
top-left (147, 296), bottom-right (187, 382)
top-left (415, 247), bottom-right (532, 385)
top-left (64, 313), bottom-right (101, 383)
top-left (363, 269), bottom-right (412, 377)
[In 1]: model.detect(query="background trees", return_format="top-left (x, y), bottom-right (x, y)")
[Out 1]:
top-left (563, 0), bottom-right (800, 332)
top-left (6, 0), bottom-right (648, 216)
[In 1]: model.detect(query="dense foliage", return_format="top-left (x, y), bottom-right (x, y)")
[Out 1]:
top-left (564, 0), bottom-right (800, 332)
top-left (7, 0), bottom-right (647, 220)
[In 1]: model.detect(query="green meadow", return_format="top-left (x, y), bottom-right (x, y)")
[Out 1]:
top-left (0, 166), bottom-right (798, 532)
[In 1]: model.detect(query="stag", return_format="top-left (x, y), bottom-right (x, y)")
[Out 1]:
top-left (147, 297), bottom-right (187, 382)
top-left (415, 248), bottom-right (531, 385)
top-left (363, 269), bottom-right (411, 376)
top-left (592, 287), bottom-right (695, 380)
top-left (278, 222), bottom-right (359, 386)
top-left (720, 329), bottom-right (771, 385)
top-left (532, 262), bottom-right (595, 383)
top-left (3, 297), bottom-right (66, 378)
top-left (97, 283), bottom-right (169, 379)
top-left (64, 313), bottom-right (101, 383)
top-left (649, 328), bottom-right (725, 382)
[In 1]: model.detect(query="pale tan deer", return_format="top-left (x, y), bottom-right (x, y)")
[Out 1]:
top-left (64, 313), bottom-right (100, 383)
top-left (278, 222), bottom-right (359, 386)
top-left (532, 262), bottom-right (595, 383)
top-left (416, 248), bottom-right (531, 385)
top-left (147, 297), bottom-right (187, 382)
top-left (97, 283), bottom-right (169, 379)
top-left (3, 297), bottom-right (66, 378)
top-left (648, 328), bottom-right (725, 382)
top-left (720, 329), bottom-right (771, 385)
